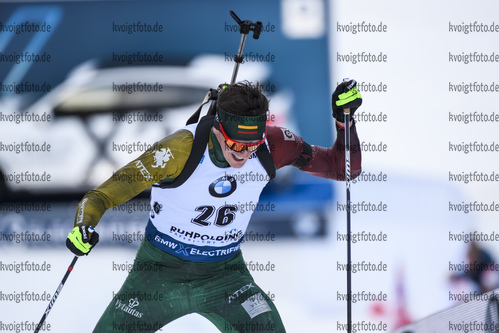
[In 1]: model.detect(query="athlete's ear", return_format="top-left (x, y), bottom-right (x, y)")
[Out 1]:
top-left (211, 127), bottom-right (224, 148)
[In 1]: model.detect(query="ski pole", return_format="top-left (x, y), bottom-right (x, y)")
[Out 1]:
top-left (34, 255), bottom-right (78, 333)
top-left (344, 106), bottom-right (352, 333)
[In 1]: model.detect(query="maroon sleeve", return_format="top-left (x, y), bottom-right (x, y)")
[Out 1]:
top-left (266, 123), bottom-right (362, 181)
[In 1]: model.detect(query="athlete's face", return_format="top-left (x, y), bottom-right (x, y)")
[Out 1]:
top-left (212, 127), bottom-right (260, 168)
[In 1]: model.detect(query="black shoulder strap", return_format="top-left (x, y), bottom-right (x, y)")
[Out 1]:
top-left (256, 143), bottom-right (276, 183)
top-left (155, 114), bottom-right (276, 188)
top-left (186, 89), bottom-right (218, 125)
top-left (155, 115), bottom-right (215, 188)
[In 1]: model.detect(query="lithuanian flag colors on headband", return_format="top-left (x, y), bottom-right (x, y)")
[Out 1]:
top-left (216, 108), bottom-right (266, 141)
top-left (237, 125), bottom-right (259, 135)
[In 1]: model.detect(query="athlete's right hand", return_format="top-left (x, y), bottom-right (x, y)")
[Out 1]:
top-left (66, 226), bottom-right (99, 256)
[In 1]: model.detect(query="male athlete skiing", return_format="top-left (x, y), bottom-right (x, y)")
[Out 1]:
top-left (66, 80), bottom-right (363, 332)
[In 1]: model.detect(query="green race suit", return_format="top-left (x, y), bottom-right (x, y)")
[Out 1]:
top-left (76, 121), bottom-right (362, 332)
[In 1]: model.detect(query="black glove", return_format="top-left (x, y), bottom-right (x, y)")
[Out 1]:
top-left (66, 225), bottom-right (99, 256)
top-left (332, 79), bottom-right (362, 123)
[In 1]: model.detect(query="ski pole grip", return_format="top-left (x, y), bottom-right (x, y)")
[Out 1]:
top-left (344, 108), bottom-right (351, 114)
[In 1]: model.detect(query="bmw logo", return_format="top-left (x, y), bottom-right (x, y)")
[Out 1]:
top-left (209, 175), bottom-right (237, 197)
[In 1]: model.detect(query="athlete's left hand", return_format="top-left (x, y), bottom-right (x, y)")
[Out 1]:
top-left (332, 79), bottom-right (362, 123)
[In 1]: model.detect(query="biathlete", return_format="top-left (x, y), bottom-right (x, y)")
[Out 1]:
top-left (66, 80), bottom-right (363, 332)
